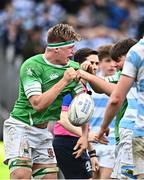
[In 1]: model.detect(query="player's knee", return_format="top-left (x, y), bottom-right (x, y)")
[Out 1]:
top-left (32, 166), bottom-right (59, 179)
top-left (10, 168), bottom-right (32, 179)
top-left (8, 158), bottom-right (32, 179)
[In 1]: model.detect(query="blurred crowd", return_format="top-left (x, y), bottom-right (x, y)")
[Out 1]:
top-left (0, 0), bottom-right (144, 64)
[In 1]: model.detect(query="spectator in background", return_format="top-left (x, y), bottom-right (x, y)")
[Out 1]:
top-left (77, 0), bottom-right (97, 27)
top-left (35, 0), bottom-right (66, 27)
top-left (127, 0), bottom-right (139, 38)
top-left (93, 0), bottom-right (109, 26)
top-left (137, 18), bottom-right (144, 40)
top-left (1, 0), bottom-right (144, 63)
top-left (21, 26), bottom-right (44, 60)
top-left (107, 0), bottom-right (129, 31)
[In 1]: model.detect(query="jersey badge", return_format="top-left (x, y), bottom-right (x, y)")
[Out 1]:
top-left (26, 68), bottom-right (33, 76)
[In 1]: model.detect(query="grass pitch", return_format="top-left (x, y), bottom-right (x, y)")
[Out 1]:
top-left (0, 141), bottom-right (9, 180)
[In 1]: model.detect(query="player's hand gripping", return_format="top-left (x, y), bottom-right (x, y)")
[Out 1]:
top-left (63, 67), bottom-right (77, 83)
top-left (76, 69), bottom-right (87, 81)
top-left (80, 61), bottom-right (93, 74)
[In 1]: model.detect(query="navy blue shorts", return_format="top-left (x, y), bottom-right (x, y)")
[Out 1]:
top-left (53, 135), bottom-right (92, 179)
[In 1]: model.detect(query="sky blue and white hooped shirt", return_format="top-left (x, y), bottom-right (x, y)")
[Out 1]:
top-left (89, 86), bottom-right (116, 145)
top-left (119, 82), bottom-right (137, 130)
top-left (122, 38), bottom-right (144, 137)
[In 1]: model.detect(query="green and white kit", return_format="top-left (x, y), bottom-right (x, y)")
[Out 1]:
top-left (10, 54), bottom-right (80, 125)
top-left (105, 71), bottom-right (128, 144)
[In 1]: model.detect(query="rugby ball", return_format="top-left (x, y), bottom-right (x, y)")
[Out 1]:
top-left (68, 93), bottom-right (94, 126)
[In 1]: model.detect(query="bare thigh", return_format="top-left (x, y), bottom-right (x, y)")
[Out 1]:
top-left (99, 167), bottom-right (113, 179)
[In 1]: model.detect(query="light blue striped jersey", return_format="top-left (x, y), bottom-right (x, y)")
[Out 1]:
top-left (119, 83), bottom-right (137, 130)
top-left (90, 88), bottom-right (116, 145)
top-left (122, 38), bottom-right (144, 137)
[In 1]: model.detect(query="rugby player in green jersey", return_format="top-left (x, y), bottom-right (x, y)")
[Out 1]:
top-left (3, 23), bottom-right (89, 180)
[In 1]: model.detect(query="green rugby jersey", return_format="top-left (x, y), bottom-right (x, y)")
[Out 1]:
top-left (105, 70), bottom-right (121, 83)
top-left (105, 71), bottom-right (128, 144)
top-left (10, 54), bottom-right (80, 125)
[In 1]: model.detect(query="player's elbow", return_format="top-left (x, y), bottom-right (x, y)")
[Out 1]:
top-left (59, 120), bottom-right (65, 127)
top-left (110, 95), bottom-right (121, 106)
top-left (29, 95), bottom-right (46, 112)
top-left (31, 100), bottom-right (45, 112)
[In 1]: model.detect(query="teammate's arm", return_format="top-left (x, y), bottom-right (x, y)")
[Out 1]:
top-left (59, 111), bottom-right (81, 136)
top-left (98, 75), bottom-right (134, 139)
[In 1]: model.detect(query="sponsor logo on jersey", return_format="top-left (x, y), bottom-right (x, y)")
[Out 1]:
top-left (49, 73), bottom-right (59, 80)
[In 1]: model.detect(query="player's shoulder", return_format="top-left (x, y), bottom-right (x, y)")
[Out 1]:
top-left (21, 54), bottom-right (43, 69)
top-left (20, 54), bottom-right (44, 75)
top-left (22, 54), bottom-right (43, 67)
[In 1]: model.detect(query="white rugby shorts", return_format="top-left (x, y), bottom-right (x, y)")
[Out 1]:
top-left (3, 117), bottom-right (56, 165)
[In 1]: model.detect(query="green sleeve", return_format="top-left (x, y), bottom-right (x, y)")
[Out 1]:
top-left (115, 99), bottom-right (128, 144)
top-left (106, 70), bottom-right (128, 144)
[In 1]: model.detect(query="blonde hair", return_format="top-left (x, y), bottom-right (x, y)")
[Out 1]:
top-left (47, 23), bottom-right (81, 43)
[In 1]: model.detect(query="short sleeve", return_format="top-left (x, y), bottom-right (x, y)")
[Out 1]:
top-left (62, 93), bottom-right (73, 111)
top-left (20, 62), bottom-right (42, 98)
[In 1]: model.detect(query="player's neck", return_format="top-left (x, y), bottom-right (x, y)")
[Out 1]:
top-left (44, 51), bottom-right (57, 65)
top-left (43, 53), bottom-right (69, 66)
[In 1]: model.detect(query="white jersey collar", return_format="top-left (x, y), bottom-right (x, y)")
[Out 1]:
top-left (42, 54), bottom-right (70, 68)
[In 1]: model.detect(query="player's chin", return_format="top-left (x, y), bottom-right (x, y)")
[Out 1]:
top-left (92, 70), bottom-right (97, 75)
top-left (108, 70), bottom-right (115, 76)
top-left (63, 60), bottom-right (69, 65)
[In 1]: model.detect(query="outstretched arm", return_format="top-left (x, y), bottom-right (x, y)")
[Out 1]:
top-left (77, 70), bottom-right (116, 96)
top-left (60, 111), bottom-right (108, 144)
top-left (98, 75), bottom-right (134, 139)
